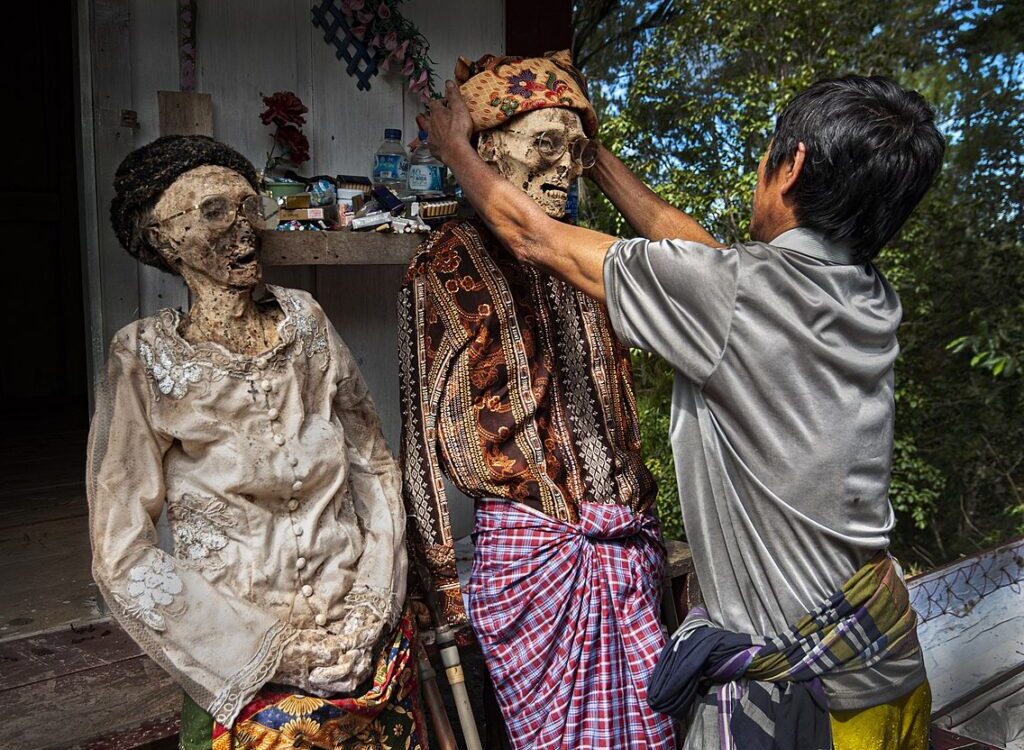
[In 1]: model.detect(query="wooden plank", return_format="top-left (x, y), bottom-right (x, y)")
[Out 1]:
top-left (197, 0), bottom-right (314, 173)
top-left (87, 0), bottom-right (141, 384)
top-left (402, 0), bottom-right (505, 139)
top-left (0, 649), bottom-right (179, 749)
top-left (0, 620), bottom-right (140, 687)
top-left (261, 229), bottom-right (420, 266)
top-left (130, 0), bottom-right (190, 320)
top-left (157, 90), bottom-right (213, 136)
top-left (316, 265), bottom-right (407, 452)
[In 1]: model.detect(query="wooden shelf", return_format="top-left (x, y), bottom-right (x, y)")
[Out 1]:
top-left (260, 229), bottom-right (423, 266)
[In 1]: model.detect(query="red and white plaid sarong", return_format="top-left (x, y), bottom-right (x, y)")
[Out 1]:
top-left (466, 499), bottom-right (677, 749)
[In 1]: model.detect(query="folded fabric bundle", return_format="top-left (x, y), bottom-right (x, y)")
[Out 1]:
top-left (648, 552), bottom-right (922, 750)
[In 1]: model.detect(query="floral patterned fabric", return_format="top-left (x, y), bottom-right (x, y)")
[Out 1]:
top-left (398, 220), bottom-right (656, 627)
top-left (180, 611), bottom-right (426, 750)
top-left (454, 49), bottom-right (598, 136)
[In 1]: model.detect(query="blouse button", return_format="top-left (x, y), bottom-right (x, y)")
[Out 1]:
top-left (255, 357), bottom-right (268, 369)
top-left (267, 408), bottom-right (280, 420)
top-left (293, 525), bottom-right (303, 537)
top-left (261, 379), bottom-right (272, 392)
top-left (288, 456), bottom-right (299, 467)
top-left (273, 434), bottom-right (286, 446)
top-left (288, 499), bottom-right (299, 511)
top-left (315, 613), bottom-right (327, 627)
top-left (301, 585), bottom-right (313, 598)
top-left (291, 480), bottom-right (304, 492)
top-left (296, 557), bottom-right (306, 569)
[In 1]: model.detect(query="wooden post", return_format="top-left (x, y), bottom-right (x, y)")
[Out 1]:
top-left (157, 90), bottom-right (213, 137)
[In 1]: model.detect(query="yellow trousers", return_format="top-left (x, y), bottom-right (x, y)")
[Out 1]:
top-left (830, 680), bottom-right (932, 750)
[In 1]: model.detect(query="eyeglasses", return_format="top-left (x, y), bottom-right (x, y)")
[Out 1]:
top-left (504, 129), bottom-right (598, 168)
top-left (149, 194), bottom-right (280, 231)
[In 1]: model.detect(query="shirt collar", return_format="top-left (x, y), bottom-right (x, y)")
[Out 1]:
top-left (769, 227), bottom-right (856, 265)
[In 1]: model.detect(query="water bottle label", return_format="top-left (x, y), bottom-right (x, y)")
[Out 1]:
top-left (373, 154), bottom-right (408, 181)
top-left (408, 164), bottom-right (445, 192)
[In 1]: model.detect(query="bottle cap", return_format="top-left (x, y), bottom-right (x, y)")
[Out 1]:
top-left (418, 129), bottom-right (428, 142)
top-left (384, 128), bottom-right (402, 140)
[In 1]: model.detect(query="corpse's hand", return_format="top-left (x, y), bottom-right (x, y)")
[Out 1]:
top-left (274, 628), bottom-right (375, 697)
top-left (416, 81), bottom-right (474, 166)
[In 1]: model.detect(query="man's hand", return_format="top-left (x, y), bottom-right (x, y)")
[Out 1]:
top-left (416, 81), bottom-right (474, 166)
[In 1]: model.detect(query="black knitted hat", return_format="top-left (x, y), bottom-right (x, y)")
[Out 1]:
top-left (110, 135), bottom-right (259, 269)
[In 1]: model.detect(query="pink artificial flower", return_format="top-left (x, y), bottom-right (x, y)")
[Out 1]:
top-left (371, 34), bottom-right (382, 49)
top-left (352, 24), bottom-right (367, 40)
top-left (348, 0), bottom-right (365, 10)
top-left (384, 30), bottom-right (398, 51)
top-left (409, 69), bottom-right (428, 92)
top-left (420, 90), bottom-right (433, 105)
top-left (379, 55), bottom-right (391, 72)
top-left (390, 39), bottom-right (409, 62)
top-left (357, 9), bottom-right (373, 23)
top-left (378, 3), bottom-right (391, 19)
top-left (401, 57), bottom-right (415, 76)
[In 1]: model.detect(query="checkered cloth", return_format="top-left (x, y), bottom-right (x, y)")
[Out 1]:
top-left (648, 552), bottom-right (922, 750)
top-left (466, 498), bottom-right (676, 750)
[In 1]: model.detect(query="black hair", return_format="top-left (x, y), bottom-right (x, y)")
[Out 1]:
top-left (765, 75), bottom-right (945, 262)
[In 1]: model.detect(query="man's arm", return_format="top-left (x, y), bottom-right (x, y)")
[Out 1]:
top-left (588, 143), bottom-right (723, 246)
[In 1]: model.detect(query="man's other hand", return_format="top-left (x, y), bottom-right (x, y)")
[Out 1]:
top-left (416, 80), bottom-right (474, 165)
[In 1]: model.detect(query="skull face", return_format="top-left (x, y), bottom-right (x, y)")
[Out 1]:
top-left (477, 108), bottom-right (585, 219)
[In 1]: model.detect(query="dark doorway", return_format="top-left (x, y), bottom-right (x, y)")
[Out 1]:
top-left (0, 1), bottom-right (91, 639)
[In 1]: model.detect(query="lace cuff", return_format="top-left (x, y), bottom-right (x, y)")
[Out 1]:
top-left (208, 620), bottom-right (296, 727)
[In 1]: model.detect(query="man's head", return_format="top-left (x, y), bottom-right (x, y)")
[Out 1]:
top-left (750, 76), bottom-right (945, 262)
top-left (111, 135), bottom-right (265, 288)
top-left (456, 50), bottom-right (597, 219)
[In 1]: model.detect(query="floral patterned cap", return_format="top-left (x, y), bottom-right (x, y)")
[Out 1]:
top-left (455, 50), bottom-right (598, 137)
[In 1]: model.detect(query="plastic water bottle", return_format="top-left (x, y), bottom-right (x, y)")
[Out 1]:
top-left (408, 130), bottom-right (447, 197)
top-left (373, 129), bottom-right (409, 193)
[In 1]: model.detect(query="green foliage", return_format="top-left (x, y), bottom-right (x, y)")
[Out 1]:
top-left (576, 0), bottom-right (1024, 565)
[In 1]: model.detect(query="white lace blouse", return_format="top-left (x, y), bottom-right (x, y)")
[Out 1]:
top-left (86, 285), bottom-right (407, 727)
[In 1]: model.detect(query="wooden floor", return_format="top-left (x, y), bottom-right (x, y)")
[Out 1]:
top-left (0, 413), bottom-right (103, 641)
top-left (0, 406), bottom-right (182, 748)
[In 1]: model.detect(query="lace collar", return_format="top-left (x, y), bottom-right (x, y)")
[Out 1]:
top-left (138, 285), bottom-right (330, 399)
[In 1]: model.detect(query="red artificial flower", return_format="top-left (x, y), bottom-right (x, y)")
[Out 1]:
top-left (275, 124), bottom-right (310, 164)
top-left (260, 91), bottom-right (307, 127)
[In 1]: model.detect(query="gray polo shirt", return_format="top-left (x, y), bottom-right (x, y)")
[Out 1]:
top-left (604, 228), bottom-right (926, 717)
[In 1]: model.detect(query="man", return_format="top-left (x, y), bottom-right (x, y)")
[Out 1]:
top-left (421, 75), bottom-right (944, 749)
top-left (399, 52), bottom-right (675, 749)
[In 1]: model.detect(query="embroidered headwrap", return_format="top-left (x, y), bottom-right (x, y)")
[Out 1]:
top-left (455, 50), bottom-right (598, 137)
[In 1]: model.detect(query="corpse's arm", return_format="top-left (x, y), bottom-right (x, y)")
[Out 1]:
top-left (398, 228), bottom-right (481, 629)
top-left (329, 324), bottom-right (407, 632)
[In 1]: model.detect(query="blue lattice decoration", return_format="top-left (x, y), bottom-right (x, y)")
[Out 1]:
top-left (312, 0), bottom-right (381, 91)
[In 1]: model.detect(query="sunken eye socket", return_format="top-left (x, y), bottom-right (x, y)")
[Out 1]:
top-left (199, 196), bottom-right (231, 222)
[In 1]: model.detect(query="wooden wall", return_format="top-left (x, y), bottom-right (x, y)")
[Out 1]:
top-left (82, 0), bottom-right (505, 534)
